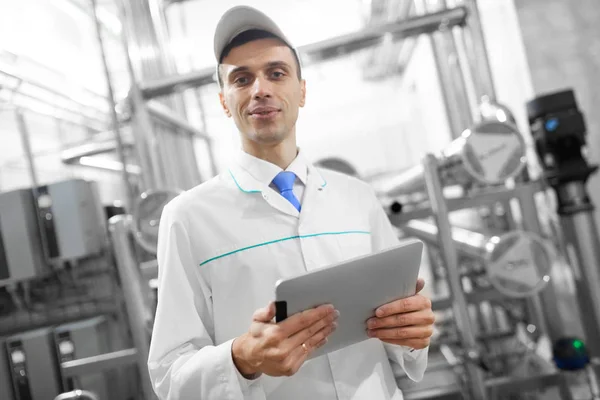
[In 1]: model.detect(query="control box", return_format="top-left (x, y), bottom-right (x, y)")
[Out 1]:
top-left (54, 317), bottom-right (112, 399)
top-left (5, 327), bottom-right (62, 400)
top-left (0, 189), bottom-right (47, 286)
top-left (36, 179), bottom-right (107, 261)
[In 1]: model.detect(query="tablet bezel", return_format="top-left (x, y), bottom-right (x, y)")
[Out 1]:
top-left (274, 238), bottom-right (423, 359)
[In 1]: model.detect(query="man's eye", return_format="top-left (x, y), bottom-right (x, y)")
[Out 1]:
top-left (235, 76), bottom-right (249, 85)
top-left (272, 71), bottom-right (285, 79)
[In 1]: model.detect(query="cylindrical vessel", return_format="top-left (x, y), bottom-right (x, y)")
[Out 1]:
top-left (372, 120), bottom-right (526, 197)
top-left (402, 220), bottom-right (553, 298)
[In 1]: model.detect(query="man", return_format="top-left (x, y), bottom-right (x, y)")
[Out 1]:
top-left (148, 5), bottom-right (434, 399)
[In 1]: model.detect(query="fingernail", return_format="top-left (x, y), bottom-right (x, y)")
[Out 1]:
top-left (367, 330), bottom-right (374, 337)
top-left (367, 320), bottom-right (376, 329)
top-left (332, 322), bottom-right (338, 330)
top-left (324, 304), bottom-right (335, 311)
top-left (334, 310), bottom-right (340, 318)
top-left (376, 309), bottom-right (384, 317)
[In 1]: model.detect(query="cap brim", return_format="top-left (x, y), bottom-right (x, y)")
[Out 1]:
top-left (214, 6), bottom-right (291, 63)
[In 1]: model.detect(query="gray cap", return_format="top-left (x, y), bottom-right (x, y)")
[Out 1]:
top-left (213, 6), bottom-right (293, 63)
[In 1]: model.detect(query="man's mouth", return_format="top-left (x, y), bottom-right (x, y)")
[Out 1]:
top-left (249, 107), bottom-right (280, 120)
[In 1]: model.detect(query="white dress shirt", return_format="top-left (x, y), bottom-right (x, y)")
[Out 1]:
top-left (148, 149), bottom-right (428, 399)
top-left (237, 149), bottom-right (307, 204)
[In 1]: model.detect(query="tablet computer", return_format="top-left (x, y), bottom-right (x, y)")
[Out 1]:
top-left (274, 238), bottom-right (423, 359)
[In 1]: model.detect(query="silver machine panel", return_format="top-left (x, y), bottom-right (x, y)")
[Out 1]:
top-left (54, 317), bottom-right (116, 400)
top-left (0, 179), bottom-right (106, 287)
top-left (0, 338), bottom-right (13, 400)
top-left (4, 327), bottom-right (62, 400)
top-left (37, 179), bottom-right (106, 261)
top-left (0, 189), bottom-right (47, 286)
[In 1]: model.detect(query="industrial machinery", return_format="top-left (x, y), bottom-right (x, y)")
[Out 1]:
top-left (371, 118), bottom-right (527, 198)
top-left (1, 317), bottom-right (131, 400)
top-left (369, 88), bottom-right (600, 399)
top-left (0, 179), bottom-right (107, 287)
top-left (107, 189), bottom-right (182, 400)
top-left (0, 189), bottom-right (47, 285)
top-left (3, 0), bottom-right (597, 398)
top-left (402, 220), bottom-right (553, 298)
top-left (527, 89), bottom-right (600, 398)
top-left (527, 89), bottom-right (600, 358)
top-left (4, 327), bottom-right (63, 400)
top-left (53, 317), bottom-right (125, 400)
top-left (34, 179), bottom-right (107, 262)
top-left (0, 178), bottom-right (140, 400)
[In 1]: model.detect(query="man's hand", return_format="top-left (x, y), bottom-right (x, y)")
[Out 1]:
top-left (232, 302), bottom-right (338, 378)
top-left (366, 278), bottom-right (434, 349)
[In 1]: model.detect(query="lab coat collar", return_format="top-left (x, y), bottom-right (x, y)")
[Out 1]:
top-left (230, 148), bottom-right (315, 193)
top-left (228, 149), bottom-right (327, 218)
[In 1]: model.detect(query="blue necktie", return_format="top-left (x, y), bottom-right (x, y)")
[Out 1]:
top-left (272, 171), bottom-right (301, 212)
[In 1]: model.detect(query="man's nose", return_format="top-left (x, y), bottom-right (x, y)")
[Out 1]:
top-left (252, 76), bottom-right (272, 99)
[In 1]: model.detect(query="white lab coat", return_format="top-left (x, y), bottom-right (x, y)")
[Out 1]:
top-left (148, 151), bottom-right (428, 400)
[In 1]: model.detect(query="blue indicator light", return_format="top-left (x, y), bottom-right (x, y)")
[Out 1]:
top-left (545, 118), bottom-right (559, 132)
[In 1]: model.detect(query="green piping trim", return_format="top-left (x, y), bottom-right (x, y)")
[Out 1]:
top-left (228, 169), bottom-right (260, 193)
top-left (199, 230), bottom-right (370, 266)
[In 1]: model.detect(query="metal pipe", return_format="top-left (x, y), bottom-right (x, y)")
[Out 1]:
top-left (459, 0), bottom-right (497, 102)
top-left (432, 287), bottom-right (503, 311)
top-left (60, 134), bottom-right (133, 163)
top-left (121, 0), bottom-right (166, 81)
top-left (403, 219), bottom-right (487, 259)
top-left (0, 68), bottom-right (109, 114)
top-left (139, 7), bottom-right (468, 98)
top-left (516, 191), bottom-right (562, 343)
top-left (0, 49), bottom-right (109, 101)
top-left (402, 220), bottom-right (553, 298)
top-left (146, 101), bottom-right (211, 140)
top-left (108, 215), bottom-right (156, 400)
top-left (423, 154), bottom-right (488, 399)
top-left (373, 120), bottom-right (526, 197)
top-left (74, 157), bottom-right (142, 176)
top-left (91, 0), bottom-right (134, 210)
top-left (451, 25), bottom-right (481, 121)
top-left (130, 87), bottom-right (161, 191)
top-left (415, 0), bottom-right (473, 138)
top-left (139, 67), bottom-right (216, 98)
top-left (118, 0), bottom-right (164, 191)
top-left (14, 108), bottom-right (55, 262)
top-left (147, 0), bottom-right (189, 118)
top-left (0, 302), bottom-right (116, 337)
top-left (0, 95), bottom-right (106, 132)
top-left (61, 348), bottom-right (138, 378)
top-left (53, 390), bottom-right (99, 400)
top-left (15, 109), bottom-right (39, 189)
top-left (3, 89), bottom-right (109, 128)
top-left (559, 198), bottom-right (600, 357)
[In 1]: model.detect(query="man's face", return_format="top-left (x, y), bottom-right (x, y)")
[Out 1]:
top-left (219, 38), bottom-right (306, 147)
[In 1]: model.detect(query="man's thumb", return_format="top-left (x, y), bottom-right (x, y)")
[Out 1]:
top-left (253, 302), bottom-right (276, 322)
